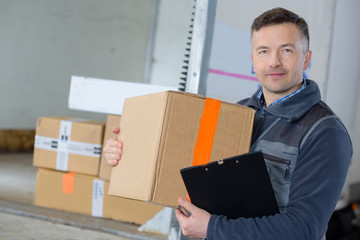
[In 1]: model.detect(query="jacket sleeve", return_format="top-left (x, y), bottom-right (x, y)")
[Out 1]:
top-left (206, 119), bottom-right (352, 240)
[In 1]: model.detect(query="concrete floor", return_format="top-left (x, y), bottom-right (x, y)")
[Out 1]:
top-left (0, 153), bottom-right (36, 205)
top-left (0, 153), bottom-right (166, 240)
top-left (0, 211), bottom-right (131, 240)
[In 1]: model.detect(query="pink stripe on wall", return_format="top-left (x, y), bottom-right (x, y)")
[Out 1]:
top-left (209, 68), bottom-right (258, 82)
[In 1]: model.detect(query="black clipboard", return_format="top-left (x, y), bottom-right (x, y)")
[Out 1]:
top-left (180, 151), bottom-right (279, 219)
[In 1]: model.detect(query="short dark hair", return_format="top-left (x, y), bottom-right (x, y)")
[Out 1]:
top-left (251, 7), bottom-right (310, 52)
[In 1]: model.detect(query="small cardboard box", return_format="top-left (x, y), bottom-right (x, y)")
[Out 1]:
top-left (33, 117), bottom-right (105, 176)
top-left (99, 114), bottom-right (121, 181)
top-left (34, 168), bottom-right (163, 224)
top-left (108, 91), bottom-right (255, 207)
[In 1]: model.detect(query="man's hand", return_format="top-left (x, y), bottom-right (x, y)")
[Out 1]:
top-left (175, 197), bottom-right (211, 239)
top-left (103, 127), bottom-right (123, 166)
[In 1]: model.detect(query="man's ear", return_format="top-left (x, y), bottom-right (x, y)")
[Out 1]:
top-left (303, 50), bottom-right (312, 70)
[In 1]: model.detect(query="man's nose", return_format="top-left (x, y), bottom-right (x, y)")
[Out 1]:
top-left (269, 52), bottom-right (281, 68)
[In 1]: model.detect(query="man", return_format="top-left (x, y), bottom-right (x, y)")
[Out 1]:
top-left (104, 7), bottom-right (352, 240)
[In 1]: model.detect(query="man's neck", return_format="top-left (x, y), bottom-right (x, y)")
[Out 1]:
top-left (263, 81), bottom-right (304, 107)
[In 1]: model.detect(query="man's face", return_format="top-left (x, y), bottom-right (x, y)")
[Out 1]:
top-left (251, 23), bottom-right (311, 104)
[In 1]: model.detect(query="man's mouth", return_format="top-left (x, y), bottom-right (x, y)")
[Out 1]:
top-left (266, 72), bottom-right (287, 79)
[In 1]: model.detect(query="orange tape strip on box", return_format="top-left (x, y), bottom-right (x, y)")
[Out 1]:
top-left (62, 172), bottom-right (76, 194)
top-left (187, 98), bottom-right (221, 201)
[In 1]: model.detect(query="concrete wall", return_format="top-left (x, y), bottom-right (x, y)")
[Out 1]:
top-left (0, 0), bottom-right (195, 129)
top-left (0, 0), bottom-right (155, 128)
top-left (324, 0), bottom-right (360, 188)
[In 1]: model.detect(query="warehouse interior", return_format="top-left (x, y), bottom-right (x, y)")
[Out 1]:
top-left (1, 0), bottom-right (360, 239)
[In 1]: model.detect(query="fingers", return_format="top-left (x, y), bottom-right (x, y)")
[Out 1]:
top-left (175, 197), bottom-right (195, 223)
top-left (178, 205), bottom-right (191, 217)
top-left (103, 138), bottom-right (123, 166)
top-left (112, 126), bottom-right (120, 134)
top-left (175, 207), bottom-right (187, 223)
top-left (178, 197), bottom-right (196, 213)
top-left (175, 197), bottom-right (210, 239)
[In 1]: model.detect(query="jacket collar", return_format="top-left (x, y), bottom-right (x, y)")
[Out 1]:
top-left (240, 79), bottom-right (321, 122)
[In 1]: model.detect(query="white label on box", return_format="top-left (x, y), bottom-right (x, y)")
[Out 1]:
top-left (35, 136), bottom-right (102, 157)
top-left (92, 179), bottom-right (104, 217)
top-left (35, 135), bottom-right (58, 150)
top-left (56, 120), bottom-right (73, 171)
top-left (56, 151), bottom-right (68, 171)
top-left (65, 141), bottom-right (103, 157)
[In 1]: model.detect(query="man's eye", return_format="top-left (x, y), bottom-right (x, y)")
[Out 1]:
top-left (258, 50), bottom-right (267, 55)
top-left (283, 49), bottom-right (292, 53)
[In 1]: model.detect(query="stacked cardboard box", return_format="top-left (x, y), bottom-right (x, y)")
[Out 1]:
top-left (33, 117), bottom-right (105, 176)
top-left (33, 116), bottom-right (163, 224)
top-left (109, 91), bottom-right (255, 207)
top-left (34, 168), bottom-right (162, 224)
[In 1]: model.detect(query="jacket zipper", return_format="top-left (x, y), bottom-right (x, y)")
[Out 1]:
top-left (263, 153), bottom-right (291, 179)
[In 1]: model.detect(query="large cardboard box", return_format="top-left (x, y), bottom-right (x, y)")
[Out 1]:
top-left (99, 114), bottom-right (121, 181)
top-left (33, 117), bottom-right (105, 176)
top-left (34, 168), bottom-right (163, 224)
top-left (108, 91), bottom-right (255, 207)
